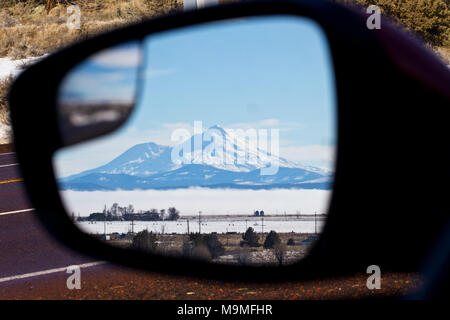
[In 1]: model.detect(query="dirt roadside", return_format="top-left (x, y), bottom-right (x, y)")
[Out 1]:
top-left (0, 143), bottom-right (14, 153)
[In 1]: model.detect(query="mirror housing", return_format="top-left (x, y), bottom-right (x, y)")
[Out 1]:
top-left (8, 0), bottom-right (450, 281)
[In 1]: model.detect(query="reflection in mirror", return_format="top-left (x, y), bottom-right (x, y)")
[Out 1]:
top-left (53, 16), bottom-right (336, 266)
top-left (58, 41), bottom-right (142, 145)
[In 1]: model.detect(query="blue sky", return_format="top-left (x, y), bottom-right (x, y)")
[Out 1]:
top-left (59, 42), bottom-right (141, 104)
top-left (54, 16), bottom-right (336, 177)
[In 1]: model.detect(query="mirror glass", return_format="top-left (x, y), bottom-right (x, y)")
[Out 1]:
top-left (53, 15), bottom-right (336, 266)
top-left (57, 41), bottom-right (142, 145)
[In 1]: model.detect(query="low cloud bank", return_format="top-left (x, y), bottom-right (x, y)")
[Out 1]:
top-left (60, 188), bottom-right (331, 216)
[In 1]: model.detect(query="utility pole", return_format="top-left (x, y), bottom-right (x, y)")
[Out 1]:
top-left (103, 205), bottom-right (107, 239)
top-left (131, 214), bottom-right (135, 234)
top-left (261, 216), bottom-right (264, 237)
top-left (314, 211), bottom-right (317, 234)
top-left (187, 219), bottom-right (190, 235)
top-left (103, 215), bottom-right (106, 240)
top-left (198, 211), bottom-right (202, 234)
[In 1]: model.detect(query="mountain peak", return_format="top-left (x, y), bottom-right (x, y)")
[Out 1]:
top-left (62, 125), bottom-right (330, 183)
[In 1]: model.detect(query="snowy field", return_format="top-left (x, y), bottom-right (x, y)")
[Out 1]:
top-left (0, 56), bottom-right (44, 142)
top-left (60, 188), bottom-right (332, 216)
top-left (0, 56), bottom-right (43, 80)
top-left (62, 187), bottom-right (331, 234)
top-left (76, 217), bottom-right (326, 235)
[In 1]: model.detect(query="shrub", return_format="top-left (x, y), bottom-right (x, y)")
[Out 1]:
top-left (167, 207), bottom-right (180, 220)
top-left (191, 244), bottom-right (211, 261)
top-left (0, 75), bottom-right (13, 127)
top-left (203, 234), bottom-right (225, 258)
top-left (189, 233), bottom-right (204, 246)
top-left (131, 230), bottom-right (157, 253)
top-left (188, 233), bottom-right (225, 259)
top-left (241, 227), bottom-right (259, 247)
top-left (264, 230), bottom-right (281, 249)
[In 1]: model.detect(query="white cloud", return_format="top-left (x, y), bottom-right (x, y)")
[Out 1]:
top-left (60, 70), bottom-right (135, 103)
top-left (90, 46), bottom-right (141, 68)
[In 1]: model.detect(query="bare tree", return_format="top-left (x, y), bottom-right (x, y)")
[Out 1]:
top-left (273, 243), bottom-right (286, 266)
top-left (168, 207), bottom-right (180, 220)
top-left (111, 203), bottom-right (119, 216)
top-left (159, 209), bottom-right (166, 220)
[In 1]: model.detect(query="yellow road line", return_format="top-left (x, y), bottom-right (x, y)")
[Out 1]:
top-left (0, 178), bottom-right (23, 184)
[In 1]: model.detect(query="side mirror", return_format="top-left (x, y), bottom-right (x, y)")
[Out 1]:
top-left (57, 41), bottom-right (142, 146)
top-left (53, 13), bottom-right (337, 267)
top-left (9, 0), bottom-right (450, 282)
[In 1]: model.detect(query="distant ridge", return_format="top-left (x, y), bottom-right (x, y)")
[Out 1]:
top-left (59, 126), bottom-right (332, 191)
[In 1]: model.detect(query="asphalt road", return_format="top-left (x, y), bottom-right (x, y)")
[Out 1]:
top-left (0, 152), bottom-right (102, 288)
top-left (0, 150), bottom-right (424, 300)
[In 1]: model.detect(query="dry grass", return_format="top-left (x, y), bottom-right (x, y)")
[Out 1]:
top-left (0, 0), bottom-right (184, 144)
top-left (0, 0), bottom-right (183, 59)
top-left (0, 75), bottom-right (13, 143)
top-left (0, 75), bottom-right (13, 126)
top-left (434, 47), bottom-right (450, 65)
top-left (0, 20), bottom-right (132, 59)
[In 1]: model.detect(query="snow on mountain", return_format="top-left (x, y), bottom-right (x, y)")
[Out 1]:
top-left (60, 165), bottom-right (332, 191)
top-left (60, 125), bottom-right (333, 190)
top-left (175, 124), bottom-right (298, 173)
top-left (61, 142), bottom-right (176, 181)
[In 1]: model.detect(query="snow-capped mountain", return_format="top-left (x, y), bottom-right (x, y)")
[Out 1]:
top-left (59, 125), bottom-right (333, 190)
top-left (174, 124), bottom-right (299, 173)
top-left (62, 142), bottom-right (176, 181)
